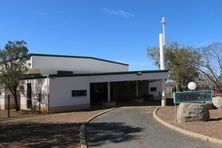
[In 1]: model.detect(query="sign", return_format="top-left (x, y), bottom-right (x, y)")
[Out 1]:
top-left (173, 90), bottom-right (212, 103)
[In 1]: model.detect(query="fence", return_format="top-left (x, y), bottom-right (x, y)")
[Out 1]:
top-left (4, 94), bottom-right (20, 109)
top-left (0, 93), bottom-right (47, 119)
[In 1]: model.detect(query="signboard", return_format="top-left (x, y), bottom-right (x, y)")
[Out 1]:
top-left (173, 90), bottom-right (212, 103)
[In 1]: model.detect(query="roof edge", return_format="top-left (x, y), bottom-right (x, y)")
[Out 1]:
top-left (20, 70), bottom-right (169, 79)
top-left (49, 70), bottom-right (169, 78)
top-left (30, 53), bottom-right (129, 66)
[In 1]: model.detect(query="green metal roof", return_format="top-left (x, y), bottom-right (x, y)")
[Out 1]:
top-left (21, 70), bottom-right (168, 79)
top-left (30, 53), bottom-right (129, 66)
top-left (49, 70), bottom-right (168, 77)
top-left (20, 74), bottom-right (47, 80)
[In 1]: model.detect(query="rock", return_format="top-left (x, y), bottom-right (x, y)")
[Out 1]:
top-left (177, 103), bottom-right (210, 123)
top-left (212, 96), bottom-right (222, 109)
top-left (205, 102), bottom-right (217, 110)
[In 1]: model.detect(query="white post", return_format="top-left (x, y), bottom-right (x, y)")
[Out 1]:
top-left (161, 17), bottom-right (166, 47)
top-left (107, 82), bottom-right (111, 103)
top-left (161, 79), bottom-right (166, 106)
top-left (136, 81), bottom-right (139, 98)
top-left (159, 33), bottom-right (165, 70)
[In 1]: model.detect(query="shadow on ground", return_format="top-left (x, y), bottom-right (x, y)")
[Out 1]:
top-left (117, 100), bottom-right (160, 107)
top-left (0, 109), bottom-right (43, 122)
top-left (86, 122), bottom-right (143, 147)
top-left (209, 117), bottom-right (222, 121)
top-left (0, 122), bottom-right (81, 147)
top-left (116, 99), bottom-right (174, 107)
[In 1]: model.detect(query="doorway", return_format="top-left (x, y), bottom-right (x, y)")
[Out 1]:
top-left (90, 83), bottom-right (108, 106)
top-left (27, 83), bottom-right (32, 109)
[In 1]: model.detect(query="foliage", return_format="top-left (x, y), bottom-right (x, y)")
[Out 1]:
top-left (0, 41), bottom-right (29, 111)
top-left (147, 43), bottom-right (200, 91)
top-left (197, 42), bottom-right (222, 91)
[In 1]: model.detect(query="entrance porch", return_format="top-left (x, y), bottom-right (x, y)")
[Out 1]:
top-left (90, 80), bottom-right (162, 107)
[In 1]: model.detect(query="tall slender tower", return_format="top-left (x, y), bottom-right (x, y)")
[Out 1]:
top-left (161, 17), bottom-right (166, 46)
top-left (160, 17), bottom-right (166, 107)
top-left (159, 33), bottom-right (165, 70)
top-left (159, 17), bottom-right (166, 70)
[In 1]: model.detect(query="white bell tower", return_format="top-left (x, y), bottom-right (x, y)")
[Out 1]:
top-left (159, 17), bottom-right (166, 106)
top-left (159, 17), bottom-right (166, 70)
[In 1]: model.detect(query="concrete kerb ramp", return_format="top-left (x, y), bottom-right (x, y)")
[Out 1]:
top-left (80, 108), bottom-right (117, 148)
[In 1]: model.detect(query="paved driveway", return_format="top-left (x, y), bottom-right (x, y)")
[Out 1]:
top-left (86, 107), bottom-right (221, 148)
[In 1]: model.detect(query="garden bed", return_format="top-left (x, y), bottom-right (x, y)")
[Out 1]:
top-left (157, 106), bottom-right (222, 139)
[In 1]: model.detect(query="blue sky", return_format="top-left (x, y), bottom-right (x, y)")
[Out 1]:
top-left (0, 0), bottom-right (221, 70)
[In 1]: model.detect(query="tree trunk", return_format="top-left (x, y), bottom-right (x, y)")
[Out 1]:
top-left (178, 84), bottom-right (182, 92)
top-left (13, 88), bottom-right (19, 111)
top-left (176, 84), bottom-right (179, 92)
top-left (9, 87), bottom-right (20, 111)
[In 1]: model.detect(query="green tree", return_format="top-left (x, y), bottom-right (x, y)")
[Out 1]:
top-left (147, 43), bottom-right (200, 91)
top-left (0, 41), bottom-right (29, 111)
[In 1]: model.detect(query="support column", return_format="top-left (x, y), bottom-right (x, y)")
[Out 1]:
top-left (136, 81), bottom-right (139, 98)
top-left (161, 79), bottom-right (166, 106)
top-left (107, 82), bottom-right (111, 103)
top-left (159, 33), bottom-right (165, 70)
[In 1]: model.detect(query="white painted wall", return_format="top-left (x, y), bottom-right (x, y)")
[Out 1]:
top-left (0, 95), bottom-right (4, 110)
top-left (20, 94), bottom-right (27, 110)
top-left (0, 88), bottom-right (18, 110)
top-left (49, 76), bottom-right (90, 111)
top-left (48, 72), bottom-right (167, 109)
top-left (18, 71), bottom-right (168, 112)
top-left (47, 72), bottom-right (167, 110)
top-left (149, 81), bottom-right (162, 100)
top-left (2, 88), bottom-right (19, 109)
top-left (20, 78), bottom-right (49, 111)
top-left (31, 55), bottom-right (128, 75)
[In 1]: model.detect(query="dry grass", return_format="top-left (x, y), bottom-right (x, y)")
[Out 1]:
top-left (0, 109), bottom-right (110, 148)
top-left (157, 106), bottom-right (222, 139)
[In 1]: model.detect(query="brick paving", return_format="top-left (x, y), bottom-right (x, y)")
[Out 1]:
top-left (157, 106), bottom-right (222, 140)
top-left (0, 108), bottom-right (110, 148)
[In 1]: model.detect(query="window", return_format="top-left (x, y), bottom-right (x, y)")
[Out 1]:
top-left (150, 87), bottom-right (157, 92)
top-left (72, 90), bottom-right (87, 97)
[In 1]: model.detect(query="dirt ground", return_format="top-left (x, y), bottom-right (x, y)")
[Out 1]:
top-left (0, 109), bottom-right (110, 148)
top-left (157, 106), bottom-right (222, 140)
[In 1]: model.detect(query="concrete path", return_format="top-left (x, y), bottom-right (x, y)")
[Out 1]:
top-left (86, 106), bottom-right (221, 148)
